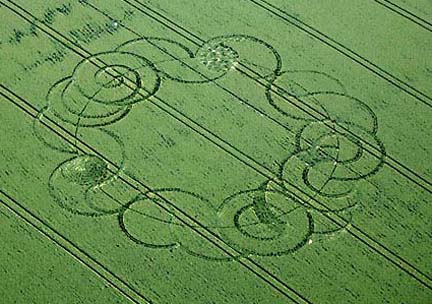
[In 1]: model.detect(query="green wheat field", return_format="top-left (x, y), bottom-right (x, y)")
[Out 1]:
top-left (0, 1), bottom-right (431, 303)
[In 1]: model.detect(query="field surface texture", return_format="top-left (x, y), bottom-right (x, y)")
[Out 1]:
top-left (0, 1), bottom-right (431, 303)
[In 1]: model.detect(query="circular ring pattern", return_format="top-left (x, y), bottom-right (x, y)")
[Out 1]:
top-left (38, 34), bottom-right (386, 260)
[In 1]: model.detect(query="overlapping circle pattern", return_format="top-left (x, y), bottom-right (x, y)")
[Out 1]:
top-left (35, 34), bottom-right (385, 260)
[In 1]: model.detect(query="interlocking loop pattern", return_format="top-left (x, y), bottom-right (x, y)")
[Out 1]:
top-left (35, 34), bottom-right (385, 260)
